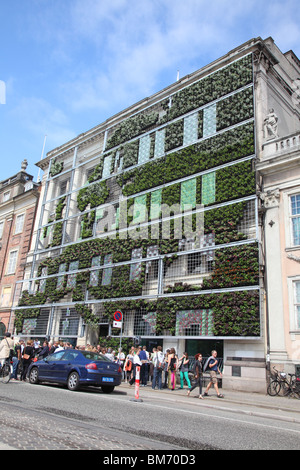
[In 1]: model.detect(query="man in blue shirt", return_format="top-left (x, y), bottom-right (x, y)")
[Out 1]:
top-left (138, 346), bottom-right (148, 386)
top-left (203, 350), bottom-right (224, 398)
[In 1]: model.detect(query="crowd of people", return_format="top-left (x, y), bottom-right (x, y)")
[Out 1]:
top-left (103, 344), bottom-right (224, 399)
top-left (0, 333), bottom-right (224, 397)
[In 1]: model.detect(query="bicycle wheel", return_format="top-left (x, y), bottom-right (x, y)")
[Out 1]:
top-left (0, 363), bottom-right (11, 384)
top-left (267, 380), bottom-right (281, 396)
top-left (292, 382), bottom-right (300, 399)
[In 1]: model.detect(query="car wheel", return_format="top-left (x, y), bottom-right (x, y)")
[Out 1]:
top-left (29, 367), bottom-right (39, 384)
top-left (101, 385), bottom-right (115, 393)
top-left (67, 371), bottom-right (80, 391)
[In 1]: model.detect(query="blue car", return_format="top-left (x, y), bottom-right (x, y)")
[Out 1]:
top-left (28, 349), bottom-right (122, 393)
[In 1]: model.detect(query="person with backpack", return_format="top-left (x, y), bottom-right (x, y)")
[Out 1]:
top-left (203, 350), bottom-right (224, 398)
top-left (0, 332), bottom-right (14, 367)
top-left (178, 352), bottom-right (192, 389)
top-left (187, 353), bottom-right (203, 398)
top-left (124, 347), bottom-right (134, 383)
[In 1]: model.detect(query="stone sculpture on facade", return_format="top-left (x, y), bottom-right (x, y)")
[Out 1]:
top-left (264, 108), bottom-right (278, 140)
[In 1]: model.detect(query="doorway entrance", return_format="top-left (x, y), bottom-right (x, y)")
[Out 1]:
top-left (186, 339), bottom-right (223, 359)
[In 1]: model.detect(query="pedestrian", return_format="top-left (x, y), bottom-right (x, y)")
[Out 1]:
top-left (149, 347), bottom-right (156, 383)
top-left (55, 341), bottom-right (65, 352)
top-left (167, 348), bottom-right (178, 390)
top-left (203, 350), bottom-right (224, 398)
top-left (21, 340), bottom-right (35, 381)
top-left (33, 338), bottom-right (40, 351)
top-left (49, 341), bottom-right (58, 354)
top-left (138, 346), bottom-right (148, 386)
top-left (124, 351), bottom-right (133, 383)
top-left (163, 349), bottom-right (170, 388)
top-left (105, 347), bottom-right (115, 361)
top-left (125, 346), bottom-right (135, 383)
top-left (178, 352), bottom-right (191, 389)
top-left (129, 347), bottom-right (142, 385)
top-left (38, 340), bottom-right (50, 359)
top-left (152, 345), bottom-right (164, 390)
top-left (11, 340), bottom-right (22, 380)
top-left (187, 353), bottom-right (203, 399)
top-left (0, 332), bottom-right (14, 367)
top-left (116, 348), bottom-right (125, 379)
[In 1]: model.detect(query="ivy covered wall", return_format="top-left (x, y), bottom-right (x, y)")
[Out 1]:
top-left (17, 53), bottom-right (260, 338)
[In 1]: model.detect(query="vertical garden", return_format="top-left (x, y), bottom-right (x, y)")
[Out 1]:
top-left (16, 53), bottom-right (260, 339)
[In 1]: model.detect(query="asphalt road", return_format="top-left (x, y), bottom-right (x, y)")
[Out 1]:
top-left (1, 380), bottom-right (300, 451)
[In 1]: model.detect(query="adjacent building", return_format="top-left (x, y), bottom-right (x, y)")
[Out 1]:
top-left (256, 42), bottom-right (300, 377)
top-left (11, 37), bottom-right (300, 391)
top-left (0, 161), bottom-right (40, 338)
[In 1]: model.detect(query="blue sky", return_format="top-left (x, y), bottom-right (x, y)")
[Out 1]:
top-left (1, 0), bottom-right (299, 182)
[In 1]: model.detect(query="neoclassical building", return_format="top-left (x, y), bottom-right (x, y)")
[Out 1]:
top-left (11, 37), bottom-right (300, 391)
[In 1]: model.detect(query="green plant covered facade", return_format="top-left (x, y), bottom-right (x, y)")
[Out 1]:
top-left (15, 52), bottom-right (260, 343)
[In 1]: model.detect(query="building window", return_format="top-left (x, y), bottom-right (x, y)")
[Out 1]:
top-left (138, 135), bottom-right (151, 165)
top-left (183, 113), bottom-right (198, 146)
top-left (102, 254), bottom-right (113, 286)
top-left (90, 256), bottom-right (101, 287)
top-left (293, 281), bottom-right (300, 330)
top-left (2, 287), bottom-right (12, 307)
top-left (3, 191), bottom-right (10, 202)
top-left (181, 178), bottom-right (196, 211)
top-left (203, 104), bottom-right (216, 137)
top-left (175, 309), bottom-right (214, 336)
top-left (59, 179), bottom-right (69, 196)
top-left (67, 261), bottom-right (79, 289)
top-left (15, 213), bottom-right (25, 234)
top-left (154, 129), bottom-right (165, 158)
top-left (290, 194), bottom-right (300, 246)
top-left (39, 267), bottom-right (48, 293)
top-left (7, 250), bottom-right (18, 274)
top-left (0, 220), bottom-right (4, 239)
top-left (130, 248), bottom-right (143, 281)
top-left (57, 263), bottom-right (67, 290)
top-left (202, 172), bottom-right (216, 205)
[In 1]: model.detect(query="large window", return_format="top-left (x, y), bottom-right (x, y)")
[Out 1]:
top-left (1, 287), bottom-right (11, 307)
top-left (290, 194), bottom-right (300, 246)
top-left (15, 213), bottom-right (25, 234)
top-left (7, 250), bottom-right (18, 274)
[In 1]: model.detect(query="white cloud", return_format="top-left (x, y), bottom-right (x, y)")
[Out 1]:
top-left (11, 0), bottom-right (300, 127)
top-left (12, 97), bottom-right (76, 149)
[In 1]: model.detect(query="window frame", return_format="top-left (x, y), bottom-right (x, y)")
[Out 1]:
top-left (290, 193), bottom-right (300, 247)
top-left (3, 191), bottom-right (10, 202)
top-left (6, 249), bottom-right (18, 275)
top-left (0, 220), bottom-right (4, 239)
top-left (15, 213), bottom-right (25, 234)
top-left (288, 276), bottom-right (300, 333)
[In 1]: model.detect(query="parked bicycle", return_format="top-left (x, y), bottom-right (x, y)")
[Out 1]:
top-left (267, 367), bottom-right (300, 399)
top-left (0, 359), bottom-right (12, 384)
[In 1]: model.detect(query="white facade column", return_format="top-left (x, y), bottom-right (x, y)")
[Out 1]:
top-left (263, 189), bottom-right (288, 362)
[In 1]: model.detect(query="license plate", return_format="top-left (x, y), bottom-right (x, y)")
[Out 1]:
top-left (102, 377), bottom-right (114, 382)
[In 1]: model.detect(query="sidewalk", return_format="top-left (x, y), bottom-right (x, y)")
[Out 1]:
top-left (119, 382), bottom-right (300, 423)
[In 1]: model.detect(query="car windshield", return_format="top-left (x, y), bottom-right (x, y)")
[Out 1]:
top-left (81, 351), bottom-right (112, 361)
